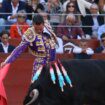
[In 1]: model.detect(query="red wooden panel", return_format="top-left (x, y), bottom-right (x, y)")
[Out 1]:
top-left (0, 53), bottom-right (105, 105)
top-left (9, 38), bottom-right (21, 47)
top-left (92, 53), bottom-right (105, 59)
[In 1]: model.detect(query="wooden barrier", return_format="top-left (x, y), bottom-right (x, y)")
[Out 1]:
top-left (9, 38), bottom-right (100, 50)
top-left (0, 53), bottom-right (105, 105)
top-left (1, 53), bottom-right (105, 60)
top-left (92, 53), bottom-right (105, 59)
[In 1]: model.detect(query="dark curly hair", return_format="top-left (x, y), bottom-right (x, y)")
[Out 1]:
top-left (33, 14), bottom-right (44, 25)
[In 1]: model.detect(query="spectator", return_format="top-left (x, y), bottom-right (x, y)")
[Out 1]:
top-left (21, 0), bottom-right (46, 20)
top-left (45, 0), bottom-right (63, 31)
top-left (66, 1), bottom-right (77, 14)
top-left (73, 39), bottom-right (94, 59)
top-left (44, 0), bottom-right (51, 13)
top-left (81, 3), bottom-right (104, 38)
top-left (63, 0), bottom-right (92, 16)
top-left (25, 0), bottom-right (45, 22)
top-left (34, 3), bottom-right (45, 13)
top-left (2, 0), bottom-right (31, 26)
top-left (95, 33), bottom-right (105, 53)
top-left (56, 13), bottom-right (85, 41)
top-left (61, 1), bottom-right (81, 23)
top-left (0, 30), bottom-right (15, 53)
top-left (10, 10), bottom-right (29, 39)
top-left (26, 0), bottom-right (40, 12)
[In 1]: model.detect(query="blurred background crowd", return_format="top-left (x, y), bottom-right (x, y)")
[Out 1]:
top-left (0, 0), bottom-right (105, 59)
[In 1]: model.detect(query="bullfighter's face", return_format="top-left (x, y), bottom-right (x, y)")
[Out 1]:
top-left (33, 23), bottom-right (44, 34)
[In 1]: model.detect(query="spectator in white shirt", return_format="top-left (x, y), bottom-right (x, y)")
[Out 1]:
top-left (73, 39), bottom-right (94, 59)
top-left (81, 3), bottom-right (104, 38)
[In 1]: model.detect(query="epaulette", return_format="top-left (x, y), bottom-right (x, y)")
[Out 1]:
top-left (24, 27), bottom-right (36, 43)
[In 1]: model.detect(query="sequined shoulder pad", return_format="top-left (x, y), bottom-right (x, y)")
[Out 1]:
top-left (24, 27), bottom-right (36, 42)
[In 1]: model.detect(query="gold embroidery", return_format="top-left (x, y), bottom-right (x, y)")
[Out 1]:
top-left (24, 27), bottom-right (36, 42)
top-left (35, 58), bottom-right (45, 63)
top-left (29, 48), bottom-right (46, 57)
top-left (37, 35), bottom-right (42, 39)
top-left (36, 41), bottom-right (43, 46)
top-left (38, 47), bottom-right (45, 52)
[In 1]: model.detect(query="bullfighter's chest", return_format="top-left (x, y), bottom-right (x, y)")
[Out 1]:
top-left (28, 34), bottom-right (56, 57)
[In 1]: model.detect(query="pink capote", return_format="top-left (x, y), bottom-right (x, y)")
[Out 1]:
top-left (0, 64), bottom-right (10, 105)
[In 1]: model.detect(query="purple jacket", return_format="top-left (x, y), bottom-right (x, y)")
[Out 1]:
top-left (5, 27), bottom-right (56, 65)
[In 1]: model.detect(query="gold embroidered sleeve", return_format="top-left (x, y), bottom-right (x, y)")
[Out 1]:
top-left (23, 28), bottom-right (36, 43)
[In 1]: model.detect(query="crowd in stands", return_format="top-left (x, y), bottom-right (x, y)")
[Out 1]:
top-left (0, 0), bottom-right (105, 59)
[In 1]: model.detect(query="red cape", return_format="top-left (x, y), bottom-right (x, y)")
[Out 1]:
top-left (0, 64), bottom-right (10, 105)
